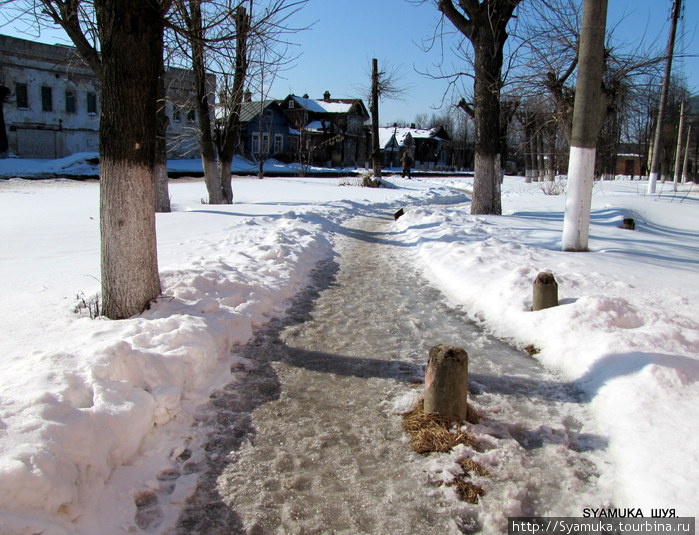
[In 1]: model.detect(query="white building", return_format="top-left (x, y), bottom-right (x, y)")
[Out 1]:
top-left (0, 34), bottom-right (208, 159)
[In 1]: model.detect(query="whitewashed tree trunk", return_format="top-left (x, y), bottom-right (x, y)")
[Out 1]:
top-left (561, 0), bottom-right (608, 252)
top-left (672, 100), bottom-right (685, 192)
top-left (562, 147), bottom-right (596, 251)
top-left (681, 124), bottom-right (691, 183)
top-left (96, 0), bottom-right (163, 318)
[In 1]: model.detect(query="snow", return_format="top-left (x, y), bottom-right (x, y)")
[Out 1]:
top-left (290, 95), bottom-right (354, 114)
top-left (394, 176), bottom-right (699, 518)
top-left (0, 162), bottom-right (697, 532)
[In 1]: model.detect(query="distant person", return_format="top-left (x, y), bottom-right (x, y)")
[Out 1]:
top-left (401, 151), bottom-right (413, 179)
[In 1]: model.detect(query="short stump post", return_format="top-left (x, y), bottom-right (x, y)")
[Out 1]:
top-left (621, 218), bottom-right (635, 230)
top-left (532, 272), bottom-right (558, 311)
top-left (424, 344), bottom-right (469, 422)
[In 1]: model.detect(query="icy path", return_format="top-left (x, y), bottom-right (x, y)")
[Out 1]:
top-left (170, 210), bottom-right (613, 534)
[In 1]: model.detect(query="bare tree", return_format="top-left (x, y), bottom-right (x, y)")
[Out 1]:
top-left (432, 0), bottom-right (523, 215)
top-left (170, 0), bottom-right (306, 203)
top-left (174, 0), bottom-right (221, 203)
top-left (25, 0), bottom-right (169, 318)
top-left (511, 0), bottom-right (668, 185)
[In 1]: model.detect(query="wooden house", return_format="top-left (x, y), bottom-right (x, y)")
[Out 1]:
top-left (238, 99), bottom-right (294, 161)
top-left (278, 92), bottom-right (369, 167)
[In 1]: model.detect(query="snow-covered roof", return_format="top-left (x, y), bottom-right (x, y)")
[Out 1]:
top-left (290, 96), bottom-right (357, 114)
top-left (377, 126), bottom-right (448, 149)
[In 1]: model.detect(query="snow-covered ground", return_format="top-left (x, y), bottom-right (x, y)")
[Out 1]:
top-left (0, 161), bottom-right (697, 533)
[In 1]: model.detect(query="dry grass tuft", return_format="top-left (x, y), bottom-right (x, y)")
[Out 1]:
top-left (449, 479), bottom-right (487, 504)
top-left (401, 398), bottom-right (489, 504)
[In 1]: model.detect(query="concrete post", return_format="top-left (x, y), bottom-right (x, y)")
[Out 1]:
top-left (424, 344), bottom-right (469, 422)
top-left (532, 272), bottom-right (559, 311)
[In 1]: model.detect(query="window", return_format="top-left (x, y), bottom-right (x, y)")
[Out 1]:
top-left (262, 133), bottom-right (270, 154)
top-left (274, 134), bottom-right (283, 154)
top-left (65, 90), bottom-right (76, 113)
top-left (187, 109), bottom-right (196, 122)
top-left (251, 133), bottom-right (260, 154)
top-left (173, 106), bottom-right (181, 122)
top-left (289, 136), bottom-right (299, 153)
top-left (16, 83), bottom-right (28, 109)
top-left (87, 92), bottom-right (97, 114)
top-left (288, 100), bottom-right (294, 109)
top-left (41, 86), bottom-right (53, 112)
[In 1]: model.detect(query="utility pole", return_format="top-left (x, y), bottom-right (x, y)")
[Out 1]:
top-left (647, 0), bottom-right (682, 194)
top-left (371, 58), bottom-right (382, 178)
top-left (561, 0), bottom-right (608, 252)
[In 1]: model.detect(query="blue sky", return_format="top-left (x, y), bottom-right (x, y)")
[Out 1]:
top-left (3, 0), bottom-right (697, 125)
top-left (271, 0), bottom-right (699, 124)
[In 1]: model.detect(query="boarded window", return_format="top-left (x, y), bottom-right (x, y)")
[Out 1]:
top-left (65, 90), bottom-right (76, 113)
top-left (16, 83), bottom-right (28, 109)
top-left (87, 92), bottom-right (97, 114)
top-left (41, 86), bottom-right (53, 112)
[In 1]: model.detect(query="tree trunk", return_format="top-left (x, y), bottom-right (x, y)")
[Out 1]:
top-left (0, 86), bottom-right (9, 157)
top-left (155, 63), bottom-right (171, 213)
top-left (215, 5), bottom-right (249, 204)
top-left (536, 128), bottom-right (545, 181)
top-left (561, 0), bottom-right (608, 252)
top-left (371, 58), bottom-right (382, 178)
top-left (523, 120), bottom-right (534, 183)
top-left (188, 0), bottom-right (222, 204)
top-left (681, 124), bottom-right (691, 183)
top-left (96, 0), bottom-right (163, 318)
top-left (471, 32), bottom-right (504, 214)
top-left (219, 155), bottom-right (234, 203)
top-left (672, 99), bottom-right (685, 191)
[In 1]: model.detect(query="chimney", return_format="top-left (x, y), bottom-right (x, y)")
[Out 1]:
top-left (410, 123), bottom-right (416, 129)
top-left (244, 90), bottom-right (252, 102)
top-left (323, 90), bottom-right (331, 100)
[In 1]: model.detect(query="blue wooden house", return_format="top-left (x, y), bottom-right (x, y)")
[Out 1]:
top-left (239, 99), bottom-right (296, 161)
